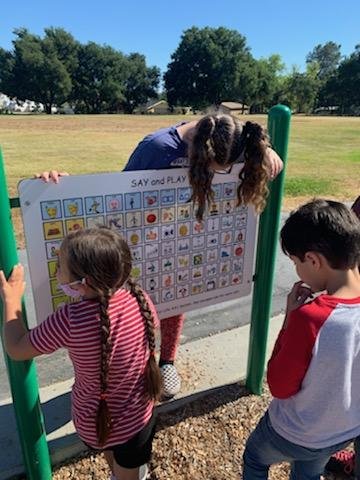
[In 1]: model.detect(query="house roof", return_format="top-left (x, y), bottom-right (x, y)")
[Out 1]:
top-left (221, 102), bottom-right (248, 109)
top-left (145, 99), bottom-right (168, 110)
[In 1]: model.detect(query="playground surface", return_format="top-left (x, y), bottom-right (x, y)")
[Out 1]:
top-left (48, 383), bottom-right (348, 480)
top-left (50, 383), bottom-right (292, 480)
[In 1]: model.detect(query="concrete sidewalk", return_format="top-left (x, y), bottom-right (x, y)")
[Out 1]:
top-left (0, 314), bottom-right (284, 480)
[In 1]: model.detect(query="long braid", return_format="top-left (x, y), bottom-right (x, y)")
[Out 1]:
top-left (95, 288), bottom-right (112, 446)
top-left (61, 228), bottom-right (135, 447)
top-left (127, 278), bottom-right (162, 401)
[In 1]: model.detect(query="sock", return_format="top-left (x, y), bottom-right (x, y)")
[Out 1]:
top-left (160, 314), bottom-right (185, 361)
top-left (159, 359), bottom-right (174, 367)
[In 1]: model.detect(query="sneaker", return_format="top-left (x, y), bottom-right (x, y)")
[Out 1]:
top-left (139, 464), bottom-right (149, 480)
top-left (325, 450), bottom-right (355, 476)
top-left (160, 363), bottom-right (181, 398)
top-left (110, 464), bottom-right (148, 480)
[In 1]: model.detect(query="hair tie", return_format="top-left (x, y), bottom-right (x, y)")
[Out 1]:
top-left (100, 392), bottom-right (108, 400)
top-left (149, 350), bottom-right (155, 357)
top-left (242, 122), bottom-right (253, 139)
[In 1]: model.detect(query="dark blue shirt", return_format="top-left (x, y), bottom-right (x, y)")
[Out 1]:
top-left (123, 123), bottom-right (189, 171)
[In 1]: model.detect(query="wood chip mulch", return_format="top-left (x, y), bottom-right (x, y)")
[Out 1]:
top-left (47, 382), bottom-right (350, 480)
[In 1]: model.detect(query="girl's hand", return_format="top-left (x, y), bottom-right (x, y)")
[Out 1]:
top-left (286, 281), bottom-right (313, 314)
top-left (34, 170), bottom-right (70, 184)
top-left (0, 265), bottom-right (26, 303)
top-left (266, 148), bottom-right (283, 179)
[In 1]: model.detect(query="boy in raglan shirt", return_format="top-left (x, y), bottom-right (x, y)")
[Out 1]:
top-left (243, 199), bottom-right (360, 480)
top-left (323, 195), bottom-right (360, 477)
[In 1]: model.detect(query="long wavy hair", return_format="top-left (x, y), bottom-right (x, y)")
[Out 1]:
top-left (189, 113), bottom-right (271, 220)
top-left (60, 227), bottom-right (162, 446)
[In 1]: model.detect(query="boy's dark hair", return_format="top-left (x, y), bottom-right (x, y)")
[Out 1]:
top-left (281, 199), bottom-right (360, 269)
top-left (60, 227), bottom-right (162, 446)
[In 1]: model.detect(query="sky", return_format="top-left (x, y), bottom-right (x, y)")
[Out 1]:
top-left (1, 0), bottom-right (359, 75)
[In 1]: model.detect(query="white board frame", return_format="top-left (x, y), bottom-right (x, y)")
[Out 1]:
top-left (18, 166), bottom-right (257, 323)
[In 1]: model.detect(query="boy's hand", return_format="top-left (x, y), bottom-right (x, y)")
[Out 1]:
top-left (286, 281), bottom-right (313, 314)
top-left (0, 265), bottom-right (26, 304)
top-left (34, 170), bottom-right (69, 184)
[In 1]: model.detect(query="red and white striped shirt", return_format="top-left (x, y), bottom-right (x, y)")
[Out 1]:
top-left (30, 289), bottom-right (159, 448)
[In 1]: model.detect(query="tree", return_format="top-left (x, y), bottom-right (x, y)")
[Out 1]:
top-left (43, 27), bottom-right (79, 77)
top-left (71, 42), bottom-right (128, 113)
top-left (282, 64), bottom-right (320, 113)
top-left (338, 45), bottom-right (360, 115)
top-left (334, 47), bottom-right (360, 114)
top-left (72, 48), bottom-right (159, 114)
top-left (1, 28), bottom-right (160, 114)
top-left (122, 53), bottom-right (160, 113)
top-left (250, 54), bottom-right (285, 113)
top-left (320, 45), bottom-right (360, 114)
top-left (306, 41), bottom-right (341, 81)
top-left (164, 26), bottom-right (256, 110)
top-left (1, 28), bottom-right (79, 113)
top-left (0, 47), bottom-right (14, 92)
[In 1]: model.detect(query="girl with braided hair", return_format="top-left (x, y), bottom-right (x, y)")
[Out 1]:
top-left (0, 227), bottom-right (162, 480)
top-left (37, 113), bottom-right (283, 399)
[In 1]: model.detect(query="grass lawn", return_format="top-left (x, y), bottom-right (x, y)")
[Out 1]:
top-left (0, 114), bottom-right (359, 247)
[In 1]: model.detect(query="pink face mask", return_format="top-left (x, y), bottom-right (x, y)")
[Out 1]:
top-left (58, 279), bottom-right (86, 298)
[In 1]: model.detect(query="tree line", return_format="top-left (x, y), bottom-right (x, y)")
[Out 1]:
top-left (0, 28), bottom-right (159, 114)
top-left (0, 26), bottom-right (359, 115)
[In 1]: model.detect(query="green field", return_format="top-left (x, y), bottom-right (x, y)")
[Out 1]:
top-left (0, 114), bottom-right (359, 247)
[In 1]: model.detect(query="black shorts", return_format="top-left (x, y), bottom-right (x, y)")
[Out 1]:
top-left (85, 412), bottom-right (157, 469)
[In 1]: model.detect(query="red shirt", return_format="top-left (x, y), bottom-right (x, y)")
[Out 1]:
top-left (30, 288), bottom-right (159, 448)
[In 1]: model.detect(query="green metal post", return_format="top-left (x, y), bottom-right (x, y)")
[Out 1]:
top-left (0, 148), bottom-right (52, 479)
top-left (246, 105), bottom-right (291, 394)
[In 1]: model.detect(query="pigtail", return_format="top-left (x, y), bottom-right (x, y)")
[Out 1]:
top-left (95, 289), bottom-right (112, 446)
top-left (127, 278), bottom-right (162, 401)
top-left (189, 116), bottom-right (217, 221)
top-left (237, 121), bottom-right (270, 213)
